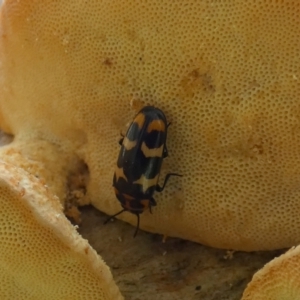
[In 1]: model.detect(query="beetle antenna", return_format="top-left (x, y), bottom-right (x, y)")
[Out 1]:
top-left (103, 209), bottom-right (126, 225)
top-left (133, 214), bottom-right (140, 238)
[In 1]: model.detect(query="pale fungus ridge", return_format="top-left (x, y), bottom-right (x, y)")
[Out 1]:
top-left (0, 0), bottom-right (300, 298)
top-left (242, 245), bottom-right (300, 300)
top-left (0, 157), bottom-right (123, 299)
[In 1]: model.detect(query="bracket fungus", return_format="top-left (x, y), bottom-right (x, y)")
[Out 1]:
top-left (0, 0), bottom-right (300, 298)
top-left (0, 152), bottom-right (123, 299)
top-left (242, 245), bottom-right (300, 300)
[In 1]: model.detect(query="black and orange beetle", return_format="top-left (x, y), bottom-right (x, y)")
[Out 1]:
top-left (104, 106), bottom-right (182, 237)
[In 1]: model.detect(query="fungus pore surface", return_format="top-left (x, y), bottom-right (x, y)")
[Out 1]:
top-left (0, 0), bottom-right (300, 251)
top-left (0, 160), bottom-right (123, 299)
top-left (242, 245), bottom-right (300, 300)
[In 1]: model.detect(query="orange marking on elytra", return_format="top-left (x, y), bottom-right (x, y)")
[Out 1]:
top-left (134, 113), bottom-right (145, 128)
top-left (123, 193), bottom-right (135, 201)
top-left (140, 199), bottom-right (150, 208)
top-left (124, 200), bottom-right (132, 210)
top-left (147, 119), bottom-right (165, 132)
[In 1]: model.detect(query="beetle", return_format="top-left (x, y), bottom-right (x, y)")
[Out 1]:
top-left (104, 106), bottom-right (182, 237)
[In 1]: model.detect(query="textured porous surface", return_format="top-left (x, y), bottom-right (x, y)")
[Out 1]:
top-left (0, 0), bottom-right (300, 251)
top-left (0, 160), bottom-right (123, 299)
top-left (0, 139), bottom-right (81, 203)
top-left (242, 245), bottom-right (300, 300)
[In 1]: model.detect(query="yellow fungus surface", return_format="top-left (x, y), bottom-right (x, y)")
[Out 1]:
top-left (0, 0), bottom-right (300, 252)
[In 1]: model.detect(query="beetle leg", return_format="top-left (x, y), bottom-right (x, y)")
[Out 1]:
top-left (149, 197), bottom-right (156, 214)
top-left (118, 130), bottom-right (125, 145)
top-left (163, 146), bottom-right (168, 158)
top-left (156, 173), bottom-right (183, 192)
top-left (133, 213), bottom-right (140, 238)
top-left (103, 209), bottom-right (126, 224)
top-left (150, 197), bottom-right (157, 206)
top-left (163, 123), bottom-right (171, 157)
